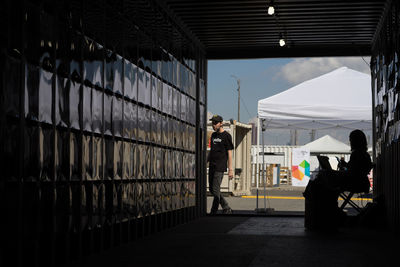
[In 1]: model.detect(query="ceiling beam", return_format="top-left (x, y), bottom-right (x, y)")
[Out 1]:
top-left (206, 45), bottom-right (371, 59)
top-left (163, 0), bottom-right (385, 58)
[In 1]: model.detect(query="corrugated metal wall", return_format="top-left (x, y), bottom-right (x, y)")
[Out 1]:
top-left (0, 0), bottom-right (207, 266)
top-left (371, 0), bottom-right (400, 232)
top-left (233, 124), bottom-right (252, 195)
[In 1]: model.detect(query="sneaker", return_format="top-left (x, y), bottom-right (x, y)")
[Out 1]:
top-left (210, 210), bottom-right (218, 215)
top-left (222, 208), bottom-right (233, 214)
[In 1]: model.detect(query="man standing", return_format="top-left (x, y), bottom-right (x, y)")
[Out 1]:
top-left (208, 115), bottom-right (234, 214)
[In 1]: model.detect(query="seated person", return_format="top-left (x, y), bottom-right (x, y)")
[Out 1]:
top-left (336, 129), bottom-right (372, 193)
top-left (305, 130), bottom-right (372, 199)
top-left (303, 130), bottom-right (372, 229)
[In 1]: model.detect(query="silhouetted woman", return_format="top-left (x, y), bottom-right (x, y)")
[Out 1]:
top-left (303, 129), bottom-right (372, 230)
top-left (338, 129), bottom-right (371, 193)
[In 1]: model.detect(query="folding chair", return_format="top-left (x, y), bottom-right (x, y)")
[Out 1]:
top-left (338, 164), bottom-right (374, 213)
top-left (339, 191), bottom-right (363, 212)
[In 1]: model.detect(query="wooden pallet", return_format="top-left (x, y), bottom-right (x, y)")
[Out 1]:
top-left (280, 167), bottom-right (291, 185)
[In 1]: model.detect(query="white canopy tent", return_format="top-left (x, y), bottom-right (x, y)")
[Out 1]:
top-left (302, 135), bottom-right (352, 173)
top-left (255, 67), bottom-right (372, 188)
top-left (302, 135), bottom-right (351, 154)
top-left (258, 67), bottom-right (372, 131)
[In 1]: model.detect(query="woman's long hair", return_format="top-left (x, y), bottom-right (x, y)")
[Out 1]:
top-left (349, 129), bottom-right (368, 152)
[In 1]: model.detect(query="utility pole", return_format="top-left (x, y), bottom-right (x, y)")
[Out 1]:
top-left (290, 129), bottom-right (298, 145)
top-left (310, 129), bottom-right (316, 142)
top-left (231, 75), bottom-right (240, 122)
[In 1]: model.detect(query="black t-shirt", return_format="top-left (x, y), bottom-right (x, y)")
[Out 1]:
top-left (209, 130), bottom-right (234, 172)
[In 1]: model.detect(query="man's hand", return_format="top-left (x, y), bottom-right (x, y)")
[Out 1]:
top-left (228, 169), bottom-right (234, 179)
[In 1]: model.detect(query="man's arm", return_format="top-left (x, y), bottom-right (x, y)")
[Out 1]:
top-left (228, 149), bottom-right (233, 179)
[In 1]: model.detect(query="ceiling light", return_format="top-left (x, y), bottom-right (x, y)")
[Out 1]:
top-left (268, 0), bottom-right (275, 15)
top-left (268, 6), bottom-right (275, 15)
top-left (279, 32), bottom-right (286, 47)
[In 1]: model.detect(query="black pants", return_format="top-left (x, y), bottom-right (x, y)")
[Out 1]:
top-left (209, 168), bottom-right (230, 212)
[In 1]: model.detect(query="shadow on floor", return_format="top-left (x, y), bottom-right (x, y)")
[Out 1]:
top-left (67, 216), bottom-right (396, 267)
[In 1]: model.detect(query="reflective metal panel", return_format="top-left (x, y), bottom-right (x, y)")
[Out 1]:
top-left (112, 97), bottom-right (123, 137)
top-left (172, 87), bottom-right (180, 118)
top-left (174, 120), bottom-right (181, 149)
top-left (106, 51), bottom-right (123, 95)
top-left (182, 123), bottom-right (188, 150)
top-left (83, 134), bottom-right (93, 180)
top-left (162, 83), bottom-right (171, 115)
top-left (69, 81), bottom-right (81, 130)
top-left (180, 93), bottom-right (187, 122)
top-left (151, 111), bottom-right (161, 144)
top-left (151, 76), bottom-right (159, 110)
top-left (162, 115), bottom-right (169, 146)
top-left (136, 182), bottom-right (143, 218)
top-left (83, 39), bottom-right (103, 89)
top-left (82, 86), bottom-right (92, 132)
top-left (138, 68), bottom-right (151, 106)
top-left (70, 33), bottom-right (83, 82)
top-left (189, 98), bottom-right (196, 125)
top-left (25, 64), bottom-right (40, 121)
top-left (155, 182), bottom-right (162, 214)
top-left (114, 140), bottom-right (123, 180)
top-left (137, 106), bottom-right (146, 142)
top-left (123, 101), bottom-right (137, 140)
top-left (1, 1), bottom-right (205, 264)
top-left (105, 138), bottom-right (114, 180)
top-left (93, 136), bottom-right (103, 180)
top-left (123, 141), bottom-right (131, 180)
top-left (70, 132), bottom-right (80, 181)
top-left (104, 94), bottom-right (112, 136)
top-left (55, 75), bottom-right (70, 127)
top-left (92, 88), bottom-right (103, 134)
top-left (124, 61), bottom-right (138, 101)
top-left (55, 130), bottom-right (69, 181)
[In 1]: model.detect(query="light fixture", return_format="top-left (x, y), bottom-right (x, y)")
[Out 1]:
top-left (279, 32), bottom-right (286, 47)
top-left (267, 0), bottom-right (275, 15)
top-left (268, 5), bottom-right (275, 15)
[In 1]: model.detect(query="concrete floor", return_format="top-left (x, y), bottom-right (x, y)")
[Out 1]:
top-left (67, 215), bottom-right (396, 267)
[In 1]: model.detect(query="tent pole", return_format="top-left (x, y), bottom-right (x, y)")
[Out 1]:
top-left (262, 120), bottom-right (266, 211)
top-left (256, 116), bottom-right (260, 210)
top-left (256, 117), bottom-right (260, 189)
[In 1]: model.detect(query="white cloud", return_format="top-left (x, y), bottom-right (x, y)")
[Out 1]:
top-left (277, 57), bottom-right (371, 85)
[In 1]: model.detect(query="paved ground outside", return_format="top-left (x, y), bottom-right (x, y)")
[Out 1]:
top-left (207, 186), bottom-right (372, 215)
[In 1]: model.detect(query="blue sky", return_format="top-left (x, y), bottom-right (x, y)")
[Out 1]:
top-left (207, 58), bottom-right (292, 123)
top-left (207, 57), bottom-right (371, 124)
top-left (207, 57), bottom-right (372, 145)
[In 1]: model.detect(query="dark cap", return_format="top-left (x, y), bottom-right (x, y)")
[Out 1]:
top-left (210, 114), bottom-right (223, 123)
